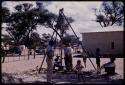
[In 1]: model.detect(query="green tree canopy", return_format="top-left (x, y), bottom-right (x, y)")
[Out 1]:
top-left (93, 1), bottom-right (124, 27)
top-left (62, 34), bottom-right (79, 46)
top-left (1, 7), bottom-right (10, 22)
top-left (2, 2), bottom-right (74, 47)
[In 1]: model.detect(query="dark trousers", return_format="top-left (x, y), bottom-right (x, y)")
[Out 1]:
top-left (96, 58), bottom-right (100, 73)
top-left (64, 54), bottom-right (72, 70)
top-left (96, 58), bottom-right (100, 68)
top-left (78, 73), bottom-right (83, 80)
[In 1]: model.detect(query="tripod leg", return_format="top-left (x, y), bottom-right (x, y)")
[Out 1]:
top-left (38, 54), bottom-right (46, 73)
top-left (88, 58), bottom-right (96, 70)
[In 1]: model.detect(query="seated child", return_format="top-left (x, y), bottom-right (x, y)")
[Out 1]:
top-left (74, 60), bottom-right (84, 80)
top-left (53, 55), bottom-right (64, 71)
top-left (101, 58), bottom-right (116, 75)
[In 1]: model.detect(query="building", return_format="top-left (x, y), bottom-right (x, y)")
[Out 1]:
top-left (81, 31), bottom-right (123, 56)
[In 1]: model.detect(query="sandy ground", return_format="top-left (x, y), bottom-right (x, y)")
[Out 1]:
top-left (2, 56), bottom-right (124, 75)
top-left (1, 50), bottom-right (124, 84)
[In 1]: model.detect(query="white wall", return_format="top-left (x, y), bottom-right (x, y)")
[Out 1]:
top-left (82, 31), bottom-right (123, 56)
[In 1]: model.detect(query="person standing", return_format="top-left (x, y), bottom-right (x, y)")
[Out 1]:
top-left (96, 48), bottom-right (101, 74)
top-left (46, 40), bottom-right (55, 83)
top-left (64, 43), bottom-right (73, 71)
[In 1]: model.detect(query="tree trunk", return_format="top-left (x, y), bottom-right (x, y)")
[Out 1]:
top-left (28, 49), bottom-right (30, 60)
top-left (24, 47), bottom-right (25, 60)
top-left (33, 48), bottom-right (35, 59)
top-left (2, 50), bottom-right (5, 63)
top-left (60, 42), bottom-right (63, 66)
top-left (60, 32), bottom-right (63, 66)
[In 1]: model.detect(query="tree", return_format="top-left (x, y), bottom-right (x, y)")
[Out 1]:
top-left (31, 32), bottom-right (41, 46)
top-left (62, 34), bottom-right (79, 46)
top-left (1, 34), bottom-right (13, 44)
top-left (5, 3), bottom-right (38, 46)
top-left (3, 2), bottom-right (73, 46)
top-left (40, 33), bottom-right (51, 48)
top-left (93, 1), bottom-right (124, 27)
top-left (2, 2), bottom-right (74, 62)
top-left (29, 32), bottom-right (41, 58)
top-left (36, 5), bottom-right (74, 39)
top-left (1, 7), bottom-right (10, 23)
top-left (2, 3), bottom-right (40, 59)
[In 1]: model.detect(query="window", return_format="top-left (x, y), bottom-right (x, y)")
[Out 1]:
top-left (111, 42), bottom-right (114, 49)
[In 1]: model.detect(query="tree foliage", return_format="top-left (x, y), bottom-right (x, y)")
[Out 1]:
top-left (55, 8), bottom-right (74, 37)
top-left (93, 1), bottom-right (124, 27)
top-left (1, 7), bottom-right (10, 22)
top-left (62, 34), bottom-right (79, 46)
top-left (29, 32), bottom-right (42, 49)
top-left (1, 34), bottom-right (13, 44)
top-left (40, 33), bottom-right (51, 48)
top-left (2, 2), bottom-right (74, 47)
top-left (4, 3), bottom-right (38, 46)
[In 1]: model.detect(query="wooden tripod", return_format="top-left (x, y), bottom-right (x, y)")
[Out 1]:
top-left (38, 8), bottom-right (97, 73)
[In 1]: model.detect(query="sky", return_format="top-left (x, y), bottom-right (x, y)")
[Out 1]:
top-left (1, 1), bottom-right (123, 40)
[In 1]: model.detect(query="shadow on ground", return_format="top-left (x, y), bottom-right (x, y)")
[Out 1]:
top-left (2, 72), bottom-right (23, 83)
top-left (2, 69), bottom-right (124, 84)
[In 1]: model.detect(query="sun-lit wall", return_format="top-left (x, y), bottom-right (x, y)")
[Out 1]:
top-left (82, 31), bottom-right (123, 56)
